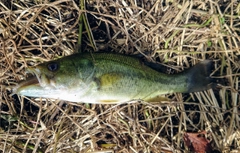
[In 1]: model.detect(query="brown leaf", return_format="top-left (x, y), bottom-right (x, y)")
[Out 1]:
top-left (183, 131), bottom-right (212, 153)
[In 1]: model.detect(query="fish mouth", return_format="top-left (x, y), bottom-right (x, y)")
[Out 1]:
top-left (12, 75), bottom-right (39, 95)
top-left (13, 67), bottom-right (42, 94)
top-left (26, 67), bottom-right (41, 83)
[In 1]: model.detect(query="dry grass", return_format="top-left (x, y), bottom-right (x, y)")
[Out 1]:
top-left (0, 0), bottom-right (239, 152)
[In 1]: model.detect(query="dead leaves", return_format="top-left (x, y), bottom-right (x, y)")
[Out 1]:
top-left (184, 131), bottom-right (212, 153)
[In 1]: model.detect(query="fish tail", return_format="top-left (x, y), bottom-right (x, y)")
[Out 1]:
top-left (186, 60), bottom-right (214, 93)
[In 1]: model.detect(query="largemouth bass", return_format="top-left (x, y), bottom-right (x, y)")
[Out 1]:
top-left (13, 53), bottom-right (213, 104)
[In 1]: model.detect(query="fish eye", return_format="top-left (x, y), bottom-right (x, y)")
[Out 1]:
top-left (47, 62), bottom-right (59, 72)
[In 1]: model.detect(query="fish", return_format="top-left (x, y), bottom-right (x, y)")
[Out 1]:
top-left (13, 52), bottom-right (213, 104)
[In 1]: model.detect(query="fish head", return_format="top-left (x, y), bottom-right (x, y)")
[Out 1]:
top-left (27, 60), bottom-right (68, 89)
top-left (13, 55), bottom-right (96, 99)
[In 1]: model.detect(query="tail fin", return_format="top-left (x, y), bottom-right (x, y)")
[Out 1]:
top-left (186, 60), bottom-right (214, 93)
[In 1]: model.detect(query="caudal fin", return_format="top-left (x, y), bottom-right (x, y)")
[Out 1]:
top-left (186, 60), bottom-right (214, 93)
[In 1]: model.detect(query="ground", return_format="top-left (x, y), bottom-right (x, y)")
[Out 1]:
top-left (0, 0), bottom-right (239, 152)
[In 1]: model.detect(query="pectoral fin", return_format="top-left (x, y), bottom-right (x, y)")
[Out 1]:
top-left (98, 73), bottom-right (122, 87)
